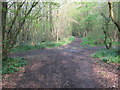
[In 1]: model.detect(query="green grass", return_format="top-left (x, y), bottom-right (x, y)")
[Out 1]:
top-left (80, 37), bottom-right (120, 48)
top-left (2, 57), bottom-right (27, 74)
top-left (80, 37), bottom-right (100, 47)
top-left (81, 37), bottom-right (120, 67)
top-left (112, 41), bottom-right (120, 46)
top-left (91, 48), bottom-right (120, 64)
top-left (11, 36), bottom-right (75, 53)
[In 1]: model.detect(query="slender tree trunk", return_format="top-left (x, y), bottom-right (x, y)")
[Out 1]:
top-left (49, 3), bottom-right (53, 39)
top-left (2, 2), bottom-right (8, 60)
top-left (118, 1), bottom-right (120, 54)
top-left (56, 9), bottom-right (59, 42)
top-left (103, 31), bottom-right (109, 49)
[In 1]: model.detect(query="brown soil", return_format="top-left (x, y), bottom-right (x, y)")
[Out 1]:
top-left (2, 38), bottom-right (119, 88)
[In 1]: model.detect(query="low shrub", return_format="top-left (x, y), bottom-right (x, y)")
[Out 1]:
top-left (2, 57), bottom-right (26, 74)
top-left (11, 36), bottom-right (75, 53)
top-left (91, 48), bottom-right (120, 64)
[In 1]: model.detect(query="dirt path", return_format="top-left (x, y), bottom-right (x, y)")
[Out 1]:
top-left (2, 38), bottom-right (118, 88)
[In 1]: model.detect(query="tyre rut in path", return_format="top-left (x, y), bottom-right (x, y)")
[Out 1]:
top-left (3, 38), bottom-right (118, 88)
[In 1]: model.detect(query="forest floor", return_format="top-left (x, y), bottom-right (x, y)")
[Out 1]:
top-left (2, 38), bottom-right (119, 88)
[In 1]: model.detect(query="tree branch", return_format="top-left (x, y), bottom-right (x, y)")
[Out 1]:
top-left (108, 2), bottom-right (120, 32)
top-left (7, 2), bottom-right (25, 35)
top-left (10, 2), bottom-right (38, 47)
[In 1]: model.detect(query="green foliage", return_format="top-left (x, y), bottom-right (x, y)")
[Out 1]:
top-left (80, 37), bottom-right (103, 47)
top-left (68, 36), bottom-right (75, 41)
top-left (112, 42), bottom-right (120, 45)
top-left (44, 36), bottom-right (74, 47)
top-left (2, 57), bottom-right (26, 74)
top-left (80, 37), bottom-right (95, 46)
top-left (91, 48), bottom-right (120, 64)
top-left (84, 14), bottom-right (98, 22)
top-left (11, 44), bottom-right (45, 52)
top-left (11, 36), bottom-right (75, 53)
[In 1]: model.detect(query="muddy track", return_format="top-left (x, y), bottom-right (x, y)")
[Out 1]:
top-left (2, 38), bottom-right (118, 88)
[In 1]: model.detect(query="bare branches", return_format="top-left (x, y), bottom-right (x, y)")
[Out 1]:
top-left (2, 2), bottom-right (39, 60)
top-left (8, 2), bottom-right (15, 9)
top-left (7, 2), bottom-right (25, 35)
top-left (12, 2), bottom-right (39, 43)
top-left (100, 12), bottom-right (110, 21)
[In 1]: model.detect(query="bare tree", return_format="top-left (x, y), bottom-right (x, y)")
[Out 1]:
top-left (2, 2), bottom-right (38, 60)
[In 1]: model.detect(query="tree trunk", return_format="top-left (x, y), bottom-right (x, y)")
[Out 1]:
top-left (118, 1), bottom-right (120, 54)
top-left (103, 30), bottom-right (110, 49)
top-left (108, 2), bottom-right (120, 32)
top-left (49, 3), bottom-right (53, 39)
top-left (2, 2), bottom-right (8, 60)
top-left (108, 2), bottom-right (120, 54)
top-left (0, 2), bottom-right (2, 61)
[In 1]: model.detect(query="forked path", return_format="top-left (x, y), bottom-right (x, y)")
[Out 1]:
top-left (3, 38), bottom-right (118, 88)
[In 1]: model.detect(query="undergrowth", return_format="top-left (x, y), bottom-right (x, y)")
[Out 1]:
top-left (80, 37), bottom-right (120, 46)
top-left (81, 37), bottom-right (120, 64)
top-left (2, 57), bottom-right (26, 75)
top-left (80, 37), bottom-right (96, 46)
top-left (91, 48), bottom-right (120, 64)
top-left (11, 36), bottom-right (75, 53)
top-left (2, 36), bottom-right (74, 75)
top-left (80, 37), bottom-right (103, 47)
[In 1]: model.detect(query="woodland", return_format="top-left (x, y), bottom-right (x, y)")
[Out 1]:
top-left (1, 1), bottom-right (120, 88)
